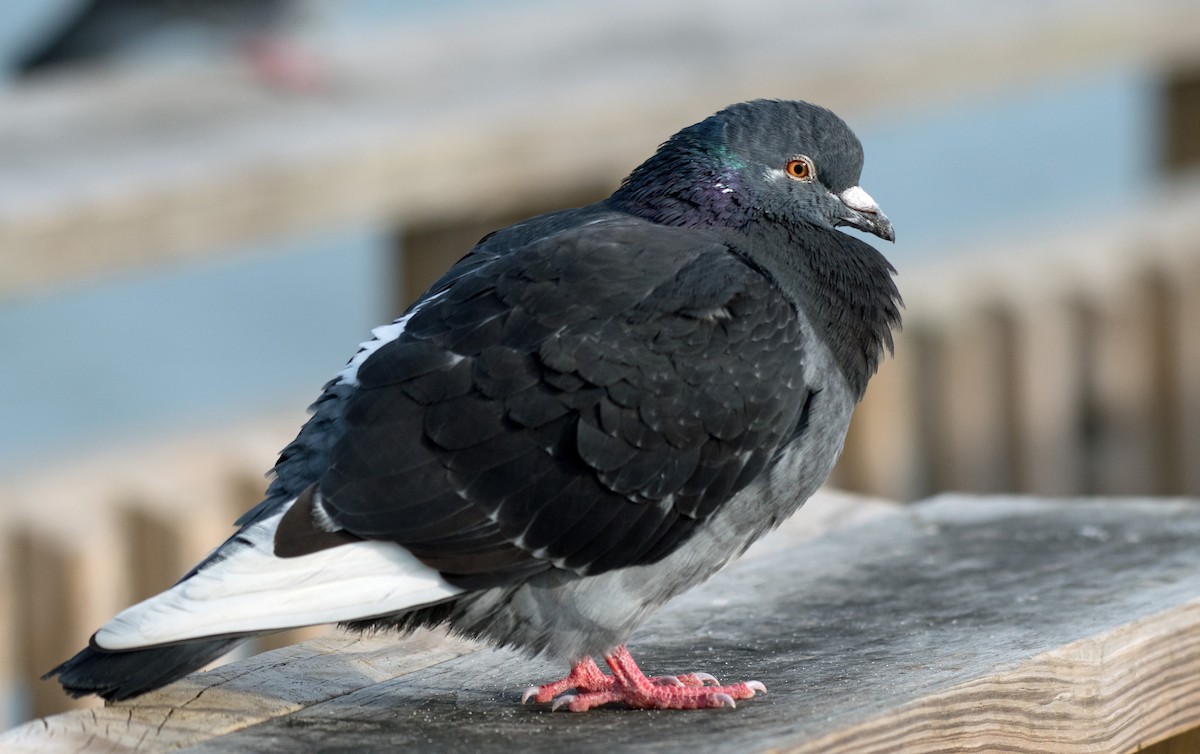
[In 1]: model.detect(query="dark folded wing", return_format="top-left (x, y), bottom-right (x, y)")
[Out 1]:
top-left (318, 214), bottom-right (811, 588)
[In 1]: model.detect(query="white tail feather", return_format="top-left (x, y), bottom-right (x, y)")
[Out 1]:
top-left (94, 499), bottom-right (463, 650)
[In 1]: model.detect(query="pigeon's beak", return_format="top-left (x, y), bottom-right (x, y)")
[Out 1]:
top-left (837, 186), bottom-right (895, 242)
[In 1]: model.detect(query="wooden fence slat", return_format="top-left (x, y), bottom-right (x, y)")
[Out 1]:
top-left (121, 504), bottom-right (188, 602)
top-left (1011, 298), bottom-right (1088, 496)
top-left (926, 310), bottom-right (1017, 492)
top-left (837, 329), bottom-right (926, 501)
top-left (0, 533), bottom-right (19, 727)
top-left (1177, 259), bottom-right (1200, 498)
top-left (9, 530), bottom-right (93, 719)
top-left (1083, 273), bottom-right (1167, 495)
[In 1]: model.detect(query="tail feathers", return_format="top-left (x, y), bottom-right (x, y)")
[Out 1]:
top-left (95, 496), bottom-right (460, 650)
top-left (44, 637), bottom-right (244, 701)
top-left (45, 493), bottom-right (463, 701)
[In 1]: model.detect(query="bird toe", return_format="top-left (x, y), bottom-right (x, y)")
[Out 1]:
top-left (711, 693), bottom-right (736, 709)
top-left (675, 671), bottom-right (720, 687)
top-left (651, 675), bottom-right (685, 687)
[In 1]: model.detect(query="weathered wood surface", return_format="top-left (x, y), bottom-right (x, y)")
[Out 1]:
top-left (0, 490), bottom-right (895, 750)
top-left (5, 495), bottom-right (1200, 753)
top-left (2, 0), bottom-right (1199, 298)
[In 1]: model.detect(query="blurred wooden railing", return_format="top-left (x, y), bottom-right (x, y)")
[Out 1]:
top-left (836, 178), bottom-right (1200, 503)
top-left (0, 420), bottom-right (319, 721)
top-left (4, 0), bottom-right (1200, 730)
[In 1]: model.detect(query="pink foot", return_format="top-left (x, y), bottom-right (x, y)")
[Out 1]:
top-left (522, 657), bottom-right (613, 704)
top-left (524, 646), bottom-right (765, 712)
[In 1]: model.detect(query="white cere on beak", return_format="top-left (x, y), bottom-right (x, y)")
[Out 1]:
top-left (839, 185), bottom-right (881, 214)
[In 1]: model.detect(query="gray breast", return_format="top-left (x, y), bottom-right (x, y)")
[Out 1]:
top-left (443, 311), bottom-right (856, 661)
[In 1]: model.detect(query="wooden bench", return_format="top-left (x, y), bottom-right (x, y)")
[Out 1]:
top-left (5, 492), bottom-right (1199, 753)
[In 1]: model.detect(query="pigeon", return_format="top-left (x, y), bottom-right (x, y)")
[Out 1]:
top-left (45, 99), bottom-right (900, 712)
top-left (15, 0), bottom-right (322, 91)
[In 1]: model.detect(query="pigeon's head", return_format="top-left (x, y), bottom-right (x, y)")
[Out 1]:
top-left (611, 99), bottom-right (894, 242)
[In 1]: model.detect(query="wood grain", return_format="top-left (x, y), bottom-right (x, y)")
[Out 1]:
top-left (7, 496), bottom-right (1200, 753)
top-left (0, 491), bottom-right (895, 751)
top-left (0, 630), bottom-right (481, 754)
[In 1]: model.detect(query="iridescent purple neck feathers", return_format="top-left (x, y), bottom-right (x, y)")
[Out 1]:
top-left (608, 118), bottom-right (753, 229)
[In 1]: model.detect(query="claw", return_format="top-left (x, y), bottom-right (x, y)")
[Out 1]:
top-left (712, 692), bottom-right (736, 708)
top-left (521, 686), bottom-right (539, 704)
top-left (746, 680), bottom-right (767, 695)
top-left (653, 675), bottom-right (685, 687)
top-left (689, 672), bottom-right (720, 686)
top-left (551, 694), bottom-right (577, 712)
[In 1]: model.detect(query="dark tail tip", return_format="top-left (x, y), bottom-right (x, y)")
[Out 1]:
top-left (44, 638), bottom-right (245, 701)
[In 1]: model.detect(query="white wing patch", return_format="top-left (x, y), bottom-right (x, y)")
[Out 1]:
top-left (336, 289), bottom-right (449, 387)
top-left (93, 498), bottom-right (463, 650)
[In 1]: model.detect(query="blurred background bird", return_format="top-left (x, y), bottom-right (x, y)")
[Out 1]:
top-left (5, 0), bottom-right (321, 90)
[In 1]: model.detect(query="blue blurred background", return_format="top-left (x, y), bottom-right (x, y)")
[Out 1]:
top-left (0, 2), bottom-right (1163, 473)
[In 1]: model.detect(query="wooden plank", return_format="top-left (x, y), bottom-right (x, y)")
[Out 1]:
top-left (184, 497), bottom-right (1200, 754)
top-left (2, 0), bottom-right (1199, 298)
top-left (0, 490), bottom-right (895, 751)
top-left (0, 630), bottom-right (483, 754)
top-left (6, 496), bottom-right (1200, 753)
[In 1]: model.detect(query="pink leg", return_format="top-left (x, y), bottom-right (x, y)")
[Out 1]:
top-left (521, 657), bottom-right (612, 704)
top-left (534, 645), bottom-right (766, 712)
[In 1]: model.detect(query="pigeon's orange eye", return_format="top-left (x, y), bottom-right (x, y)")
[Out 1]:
top-left (785, 157), bottom-right (814, 182)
